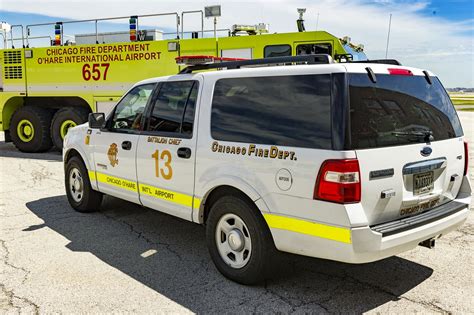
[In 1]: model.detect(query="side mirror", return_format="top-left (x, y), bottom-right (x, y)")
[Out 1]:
top-left (88, 113), bottom-right (105, 129)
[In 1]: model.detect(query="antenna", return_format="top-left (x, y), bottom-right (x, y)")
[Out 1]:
top-left (385, 13), bottom-right (392, 59)
top-left (316, 12), bottom-right (320, 30)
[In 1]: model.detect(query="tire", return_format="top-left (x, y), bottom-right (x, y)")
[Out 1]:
top-left (10, 106), bottom-right (54, 153)
top-left (65, 156), bottom-right (103, 212)
top-left (51, 107), bottom-right (90, 150)
top-left (206, 194), bottom-right (276, 285)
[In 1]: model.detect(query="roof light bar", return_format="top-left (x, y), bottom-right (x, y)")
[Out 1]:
top-left (175, 55), bottom-right (247, 66)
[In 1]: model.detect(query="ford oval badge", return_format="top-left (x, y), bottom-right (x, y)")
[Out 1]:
top-left (421, 146), bottom-right (432, 157)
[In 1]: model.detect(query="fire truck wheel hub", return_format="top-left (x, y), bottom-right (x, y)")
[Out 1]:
top-left (60, 120), bottom-right (77, 139)
top-left (17, 119), bottom-right (35, 142)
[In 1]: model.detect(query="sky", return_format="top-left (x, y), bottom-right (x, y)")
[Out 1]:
top-left (0, 0), bottom-right (473, 87)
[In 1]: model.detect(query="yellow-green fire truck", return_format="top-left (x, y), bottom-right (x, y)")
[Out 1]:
top-left (0, 8), bottom-right (367, 152)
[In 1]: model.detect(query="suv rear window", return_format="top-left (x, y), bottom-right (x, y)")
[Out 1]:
top-left (211, 74), bottom-right (332, 149)
top-left (349, 74), bottom-right (463, 149)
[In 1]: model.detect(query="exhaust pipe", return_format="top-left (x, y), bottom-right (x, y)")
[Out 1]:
top-left (419, 238), bottom-right (436, 249)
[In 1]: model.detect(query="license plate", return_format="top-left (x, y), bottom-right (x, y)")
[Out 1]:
top-left (414, 171), bottom-right (434, 195)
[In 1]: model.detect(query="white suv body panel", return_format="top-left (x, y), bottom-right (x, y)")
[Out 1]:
top-left (64, 62), bottom-right (472, 264)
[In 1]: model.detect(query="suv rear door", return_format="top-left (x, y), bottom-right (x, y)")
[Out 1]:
top-left (347, 70), bottom-right (465, 225)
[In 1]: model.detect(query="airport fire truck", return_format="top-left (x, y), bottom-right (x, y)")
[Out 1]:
top-left (0, 7), bottom-right (367, 152)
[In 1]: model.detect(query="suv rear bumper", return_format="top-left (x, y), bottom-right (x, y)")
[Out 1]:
top-left (268, 199), bottom-right (470, 264)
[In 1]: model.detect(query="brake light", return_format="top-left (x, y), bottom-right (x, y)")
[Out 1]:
top-left (388, 68), bottom-right (413, 76)
top-left (464, 141), bottom-right (469, 176)
top-left (314, 159), bottom-right (361, 204)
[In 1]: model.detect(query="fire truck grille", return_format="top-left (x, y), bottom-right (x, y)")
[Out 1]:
top-left (4, 66), bottom-right (23, 79)
top-left (4, 51), bottom-right (22, 64)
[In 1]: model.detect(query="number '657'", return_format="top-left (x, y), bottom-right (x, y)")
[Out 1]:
top-left (82, 63), bottom-right (110, 81)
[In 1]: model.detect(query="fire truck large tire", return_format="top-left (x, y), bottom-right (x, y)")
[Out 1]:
top-left (51, 107), bottom-right (90, 150)
top-left (206, 194), bottom-right (276, 285)
top-left (10, 106), bottom-right (54, 153)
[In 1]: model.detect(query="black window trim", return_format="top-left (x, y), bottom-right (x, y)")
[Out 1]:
top-left (296, 42), bottom-right (333, 56)
top-left (263, 44), bottom-right (292, 58)
top-left (101, 82), bottom-right (158, 135)
top-left (141, 79), bottom-right (200, 139)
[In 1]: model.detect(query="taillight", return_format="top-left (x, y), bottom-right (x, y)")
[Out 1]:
top-left (464, 141), bottom-right (469, 176)
top-left (314, 159), bottom-right (361, 204)
top-left (388, 68), bottom-right (413, 76)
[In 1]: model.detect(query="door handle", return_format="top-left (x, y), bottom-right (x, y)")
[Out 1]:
top-left (122, 141), bottom-right (132, 150)
top-left (177, 147), bottom-right (192, 159)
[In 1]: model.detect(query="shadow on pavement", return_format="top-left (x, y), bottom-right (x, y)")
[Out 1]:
top-left (26, 195), bottom-right (433, 313)
top-left (0, 141), bottom-right (62, 162)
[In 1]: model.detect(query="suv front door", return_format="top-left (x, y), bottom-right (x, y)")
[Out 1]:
top-left (91, 83), bottom-right (156, 203)
top-left (136, 79), bottom-right (200, 221)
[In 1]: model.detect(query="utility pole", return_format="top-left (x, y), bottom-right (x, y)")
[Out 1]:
top-left (385, 13), bottom-right (392, 59)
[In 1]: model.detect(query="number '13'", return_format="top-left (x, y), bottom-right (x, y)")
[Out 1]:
top-left (152, 150), bottom-right (173, 180)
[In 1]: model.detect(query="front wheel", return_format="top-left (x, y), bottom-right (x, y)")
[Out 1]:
top-left (206, 195), bottom-right (276, 284)
top-left (65, 156), bottom-right (103, 212)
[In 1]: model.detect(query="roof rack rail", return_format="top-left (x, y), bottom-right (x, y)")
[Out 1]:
top-left (179, 54), bottom-right (333, 74)
top-left (351, 59), bottom-right (402, 66)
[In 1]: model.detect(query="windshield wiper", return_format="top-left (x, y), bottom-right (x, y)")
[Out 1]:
top-left (392, 130), bottom-right (434, 143)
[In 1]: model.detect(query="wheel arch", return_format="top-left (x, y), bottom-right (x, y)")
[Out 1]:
top-left (196, 178), bottom-right (270, 225)
top-left (64, 148), bottom-right (93, 176)
top-left (2, 96), bottom-right (24, 131)
top-left (24, 96), bottom-right (93, 112)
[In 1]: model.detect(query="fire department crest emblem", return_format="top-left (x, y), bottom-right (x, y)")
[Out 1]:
top-left (107, 143), bottom-right (119, 167)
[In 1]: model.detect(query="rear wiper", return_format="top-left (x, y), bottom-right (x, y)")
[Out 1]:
top-left (392, 130), bottom-right (434, 143)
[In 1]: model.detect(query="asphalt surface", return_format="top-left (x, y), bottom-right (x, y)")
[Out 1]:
top-left (1, 112), bottom-right (473, 314)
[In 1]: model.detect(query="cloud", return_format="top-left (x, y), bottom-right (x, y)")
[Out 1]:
top-left (1, 0), bottom-right (473, 87)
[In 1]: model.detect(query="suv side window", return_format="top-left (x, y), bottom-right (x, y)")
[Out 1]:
top-left (146, 80), bottom-right (198, 136)
top-left (211, 74), bottom-right (332, 149)
top-left (109, 83), bottom-right (156, 132)
top-left (296, 43), bottom-right (332, 56)
top-left (264, 45), bottom-right (291, 57)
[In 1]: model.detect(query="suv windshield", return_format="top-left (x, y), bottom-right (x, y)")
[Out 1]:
top-left (348, 73), bottom-right (463, 149)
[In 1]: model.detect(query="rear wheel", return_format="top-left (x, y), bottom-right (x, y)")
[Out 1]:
top-left (51, 107), bottom-right (90, 150)
top-left (10, 106), bottom-right (54, 153)
top-left (206, 194), bottom-right (276, 284)
top-left (65, 156), bottom-right (103, 212)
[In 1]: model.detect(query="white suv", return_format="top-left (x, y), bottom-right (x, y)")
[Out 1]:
top-left (63, 56), bottom-right (471, 284)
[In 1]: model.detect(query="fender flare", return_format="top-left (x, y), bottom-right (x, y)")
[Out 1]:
top-left (193, 175), bottom-right (270, 223)
top-left (63, 145), bottom-right (97, 190)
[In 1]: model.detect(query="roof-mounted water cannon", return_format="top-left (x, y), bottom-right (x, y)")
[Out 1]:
top-left (297, 8), bottom-right (306, 32)
top-left (340, 36), bottom-right (351, 45)
top-left (355, 44), bottom-right (364, 53)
